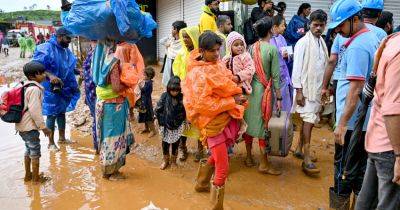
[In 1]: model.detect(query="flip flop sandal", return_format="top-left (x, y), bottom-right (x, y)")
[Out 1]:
top-left (293, 152), bottom-right (318, 162)
top-left (302, 162), bottom-right (320, 175)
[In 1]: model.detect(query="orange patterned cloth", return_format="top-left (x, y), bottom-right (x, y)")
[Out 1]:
top-left (114, 42), bottom-right (145, 107)
top-left (182, 50), bottom-right (245, 139)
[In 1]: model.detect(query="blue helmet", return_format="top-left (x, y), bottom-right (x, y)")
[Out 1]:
top-left (362, 0), bottom-right (384, 10)
top-left (328, 0), bottom-right (362, 29)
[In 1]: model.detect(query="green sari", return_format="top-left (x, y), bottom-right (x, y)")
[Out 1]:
top-left (244, 41), bottom-right (280, 138)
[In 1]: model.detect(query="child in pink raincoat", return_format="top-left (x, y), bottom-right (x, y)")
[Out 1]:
top-left (222, 31), bottom-right (256, 95)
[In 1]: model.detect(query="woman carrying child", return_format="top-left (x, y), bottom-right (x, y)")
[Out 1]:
top-left (183, 31), bottom-right (246, 209)
top-left (243, 17), bottom-right (283, 175)
top-left (155, 76), bottom-right (186, 170)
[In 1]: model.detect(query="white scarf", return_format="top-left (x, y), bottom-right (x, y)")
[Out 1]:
top-left (301, 31), bottom-right (329, 101)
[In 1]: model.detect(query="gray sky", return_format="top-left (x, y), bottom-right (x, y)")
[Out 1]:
top-left (0, 0), bottom-right (74, 12)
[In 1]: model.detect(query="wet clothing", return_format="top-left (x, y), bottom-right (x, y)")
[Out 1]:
top-left (18, 37), bottom-right (27, 52)
top-left (172, 26), bottom-right (200, 80)
top-left (199, 6), bottom-right (217, 33)
top-left (92, 42), bottom-right (134, 175)
top-left (83, 49), bottom-right (98, 151)
top-left (138, 80), bottom-right (154, 123)
top-left (244, 41), bottom-right (280, 139)
top-left (46, 113), bottom-right (66, 130)
top-left (33, 35), bottom-right (80, 117)
top-left (19, 130), bottom-right (41, 158)
top-left (26, 37), bottom-right (36, 53)
top-left (270, 34), bottom-right (293, 113)
top-left (284, 15), bottom-right (310, 47)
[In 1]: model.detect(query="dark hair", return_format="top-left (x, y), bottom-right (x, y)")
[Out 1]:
top-left (167, 76), bottom-right (181, 93)
top-left (172, 21), bottom-right (187, 33)
top-left (199, 31), bottom-right (223, 50)
top-left (272, 15), bottom-right (285, 27)
top-left (362, 8), bottom-right (382, 19)
top-left (23, 61), bottom-right (45, 79)
top-left (310, 9), bottom-right (328, 23)
top-left (254, 16), bottom-right (273, 38)
top-left (277, 2), bottom-right (286, 10)
top-left (205, 0), bottom-right (216, 6)
top-left (144, 67), bottom-right (155, 80)
top-left (297, 3), bottom-right (311, 16)
top-left (217, 15), bottom-right (230, 28)
top-left (376, 11), bottom-right (394, 29)
top-left (257, 0), bottom-right (270, 6)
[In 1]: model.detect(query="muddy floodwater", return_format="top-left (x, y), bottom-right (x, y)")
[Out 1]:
top-left (0, 48), bottom-right (336, 210)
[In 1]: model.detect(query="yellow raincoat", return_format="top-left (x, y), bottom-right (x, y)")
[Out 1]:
top-left (172, 26), bottom-right (200, 80)
top-left (199, 6), bottom-right (218, 33)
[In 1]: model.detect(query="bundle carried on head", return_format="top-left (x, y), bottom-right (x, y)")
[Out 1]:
top-left (61, 0), bottom-right (157, 42)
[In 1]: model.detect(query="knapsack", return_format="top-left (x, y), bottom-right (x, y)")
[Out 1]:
top-left (243, 18), bottom-right (257, 46)
top-left (0, 82), bottom-right (38, 123)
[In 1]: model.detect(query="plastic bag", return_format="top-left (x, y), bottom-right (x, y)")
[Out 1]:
top-left (61, 0), bottom-right (157, 42)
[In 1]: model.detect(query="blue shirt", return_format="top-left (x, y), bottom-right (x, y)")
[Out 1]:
top-left (335, 30), bottom-right (379, 131)
top-left (331, 34), bottom-right (349, 81)
top-left (366, 23), bottom-right (387, 42)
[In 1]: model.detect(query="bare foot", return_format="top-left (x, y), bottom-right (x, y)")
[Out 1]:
top-left (58, 139), bottom-right (75, 144)
top-left (109, 171), bottom-right (126, 181)
top-left (33, 173), bottom-right (51, 184)
top-left (24, 174), bottom-right (32, 182)
top-left (148, 131), bottom-right (156, 138)
top-left (48, 144), bottom-right (60, 152)
top-left (140, 129), bottom-right (149, 134)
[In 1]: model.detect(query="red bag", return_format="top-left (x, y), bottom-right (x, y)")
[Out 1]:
top-left (0, 82), bottom-right (37, 123)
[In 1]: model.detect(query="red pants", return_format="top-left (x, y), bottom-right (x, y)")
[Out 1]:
top-left (243, 133), bottom-right (267, 148)
top-left (207, 143), bottom-right (229, 187)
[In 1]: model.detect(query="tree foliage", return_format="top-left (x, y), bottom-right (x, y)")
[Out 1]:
top-left (0, 10), bottom-right (60, 21)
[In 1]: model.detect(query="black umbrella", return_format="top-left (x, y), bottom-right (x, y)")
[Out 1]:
top-left (342, 73), bottom-right (376, 180)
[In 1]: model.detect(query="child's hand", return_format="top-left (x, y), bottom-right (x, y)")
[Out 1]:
top-left (42, 128), bottom-right (51, 137)
top-left (234, 94), bottom-right (247, 105)
top-left (232, 75), bottom-right (240, 83)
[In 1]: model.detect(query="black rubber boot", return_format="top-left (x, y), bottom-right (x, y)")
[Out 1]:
top-left (329, 187), bottom-right (350, 210)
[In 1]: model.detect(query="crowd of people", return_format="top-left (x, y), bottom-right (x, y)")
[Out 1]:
top-left (2, 0), bottom-right (399, 209)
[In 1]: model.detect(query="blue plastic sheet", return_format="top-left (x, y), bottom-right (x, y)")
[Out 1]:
top-left (61, 0), bottom-right (157, 42)
top-left (32, 36), bottom-right (80, 116)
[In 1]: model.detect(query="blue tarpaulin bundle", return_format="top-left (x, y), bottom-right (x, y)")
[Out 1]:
top-left (61, 0), bottom-right (157, 42)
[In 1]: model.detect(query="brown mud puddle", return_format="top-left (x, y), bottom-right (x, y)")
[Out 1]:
top-left (0, 65), bottom-right (336, 209)
top-left (0, 118), bottom-right (335, 210)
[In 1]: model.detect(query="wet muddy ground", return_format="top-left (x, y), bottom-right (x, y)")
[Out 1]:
top-left (0, 48), bottom-right (336, 209)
